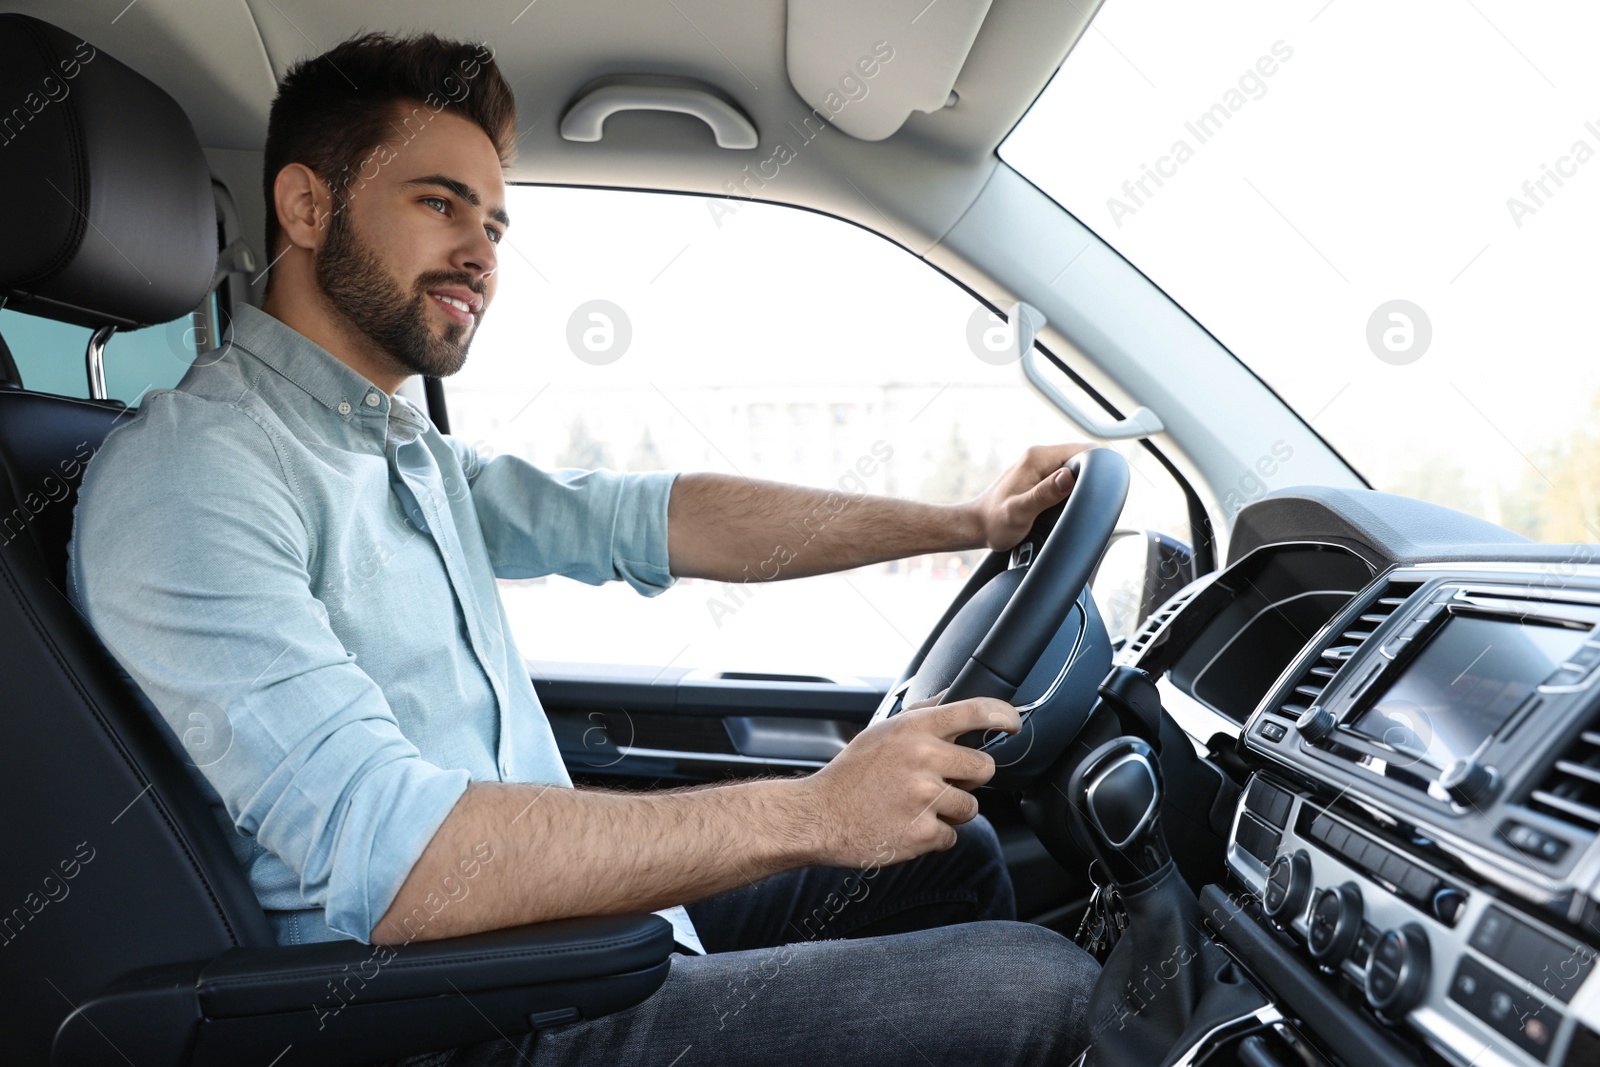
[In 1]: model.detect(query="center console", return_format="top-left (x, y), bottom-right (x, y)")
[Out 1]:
top-left (1224, 564), bottom-right (1600, 1066)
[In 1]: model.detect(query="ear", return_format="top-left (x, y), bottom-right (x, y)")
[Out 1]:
top-left (272, 163), bottom-right (335, 253)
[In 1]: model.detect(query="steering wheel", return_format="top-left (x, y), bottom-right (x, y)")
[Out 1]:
top-left (867, 447), bottom-right (1130, 789)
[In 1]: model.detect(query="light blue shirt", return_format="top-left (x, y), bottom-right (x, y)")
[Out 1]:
top-left (67, 304), bottom-right (700, 949)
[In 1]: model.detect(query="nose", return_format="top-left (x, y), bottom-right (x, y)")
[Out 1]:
top-left (454, 220), bottom-right (499, 282)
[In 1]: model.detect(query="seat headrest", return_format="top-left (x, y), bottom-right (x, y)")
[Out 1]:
top-left (0, 14), bottom-right (216, 331)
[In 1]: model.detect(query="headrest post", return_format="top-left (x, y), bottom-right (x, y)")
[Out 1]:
top-left (86, 325), bottom-right (116, 400)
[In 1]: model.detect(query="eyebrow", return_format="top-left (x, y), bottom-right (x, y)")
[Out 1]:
top-left (403, 174), bottom-right (511, 229)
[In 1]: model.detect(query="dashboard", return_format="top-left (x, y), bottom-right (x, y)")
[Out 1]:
top-left (1114, 488), bottom-right (1600, 1067)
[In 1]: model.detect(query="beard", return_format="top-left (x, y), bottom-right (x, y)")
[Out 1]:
top-left (314, 209), bottom-right (482, 379)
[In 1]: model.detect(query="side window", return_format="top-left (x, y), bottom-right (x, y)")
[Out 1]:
top-left (446, 187), bottom-right (1191, 679)
top-left (1, 299), bottom-right (216, 404)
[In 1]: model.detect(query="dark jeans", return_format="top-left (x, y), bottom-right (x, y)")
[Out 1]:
top-left (379, 816), bottom-right (1099, 1065)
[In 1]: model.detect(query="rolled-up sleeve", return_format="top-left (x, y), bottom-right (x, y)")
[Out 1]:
top-left (444, 436), bottom-right (678, 595)
top-left (70, 395), bottom-right (470, 942)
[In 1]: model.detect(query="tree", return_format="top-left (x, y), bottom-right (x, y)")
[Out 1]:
top-left (1382, 455), bottom-right (1486, 522)
top-left (919, 424), bottom-right (999, 504)
top-left (556, 416), bottom-right (615, 470)
top-left (628, 428), bottom-right (666, 471)
top-left (1500, 389), bottom-right (1600, 543)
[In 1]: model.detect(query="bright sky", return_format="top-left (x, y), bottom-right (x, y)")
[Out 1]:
top-left (1001, 0), bottom-right (1600, 515)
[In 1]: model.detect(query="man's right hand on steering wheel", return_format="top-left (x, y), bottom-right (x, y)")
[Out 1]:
top-left (795, 695), bottom-right (1022, 869)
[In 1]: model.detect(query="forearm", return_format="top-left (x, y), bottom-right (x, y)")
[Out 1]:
top-left (667, 472), bottom-right (985, 582)
top-left (370, 777), bottom-right (814, 944)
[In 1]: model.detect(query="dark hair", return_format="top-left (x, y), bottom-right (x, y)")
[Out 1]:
top-left (262, 32), bottom-right (516, 271)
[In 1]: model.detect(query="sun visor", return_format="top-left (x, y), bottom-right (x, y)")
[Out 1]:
top-left (785, 0), bottom-right (994, 142)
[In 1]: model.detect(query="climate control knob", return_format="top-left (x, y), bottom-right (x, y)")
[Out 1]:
top-left (1307, 882), bottom-right (1362, 965)
top-left (1296, 704), bottom-right (1336, 742)
top-left (1263, 849), bottom-right (1313, 924)
top-left (1366, 923), bottom-right (1431, 1017)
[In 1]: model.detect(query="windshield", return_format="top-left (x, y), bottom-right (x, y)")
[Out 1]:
top-left (1001, 0), bottom-right (1600, 543)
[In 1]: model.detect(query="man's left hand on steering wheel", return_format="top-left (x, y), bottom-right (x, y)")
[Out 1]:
top-left (965, 443), bottom-right (1097, 552)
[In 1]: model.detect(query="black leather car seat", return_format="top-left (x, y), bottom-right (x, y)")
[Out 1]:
top-left (0, 14), bottom-right (671, 1066)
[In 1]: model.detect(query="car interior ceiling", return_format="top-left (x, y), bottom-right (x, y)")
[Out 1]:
top-left (2, 4), bottom-right (1600, 1067)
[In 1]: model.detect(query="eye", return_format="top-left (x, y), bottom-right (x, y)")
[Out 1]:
top-left (485, 226), bottom-right (503, 245)
top-left (421, 196), bottom-right (449, 214)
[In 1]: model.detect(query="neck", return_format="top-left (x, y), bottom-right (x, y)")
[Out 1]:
top-left (261, 262), bottom-right (408, 396)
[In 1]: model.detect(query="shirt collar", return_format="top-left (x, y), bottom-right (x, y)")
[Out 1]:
top-left (228, 304), bottom-right (395, 421)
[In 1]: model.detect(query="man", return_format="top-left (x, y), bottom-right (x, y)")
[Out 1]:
top-left (68, 31), bottom-right (1100, 1066)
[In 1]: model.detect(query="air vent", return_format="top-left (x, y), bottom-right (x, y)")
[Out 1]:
top-left (1118, 582), bottom-right (1205, 664)
top-left (1278, 579), bottom-right (1422, 720)
top-left (1528, 729), bottom-right (1600, 830)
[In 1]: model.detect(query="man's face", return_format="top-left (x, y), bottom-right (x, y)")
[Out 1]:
top-left (314, 107), bottom-right (509, 379)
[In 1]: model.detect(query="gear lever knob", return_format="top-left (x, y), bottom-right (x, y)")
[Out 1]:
top-left (1067, 736), bottom-right (1171, 888)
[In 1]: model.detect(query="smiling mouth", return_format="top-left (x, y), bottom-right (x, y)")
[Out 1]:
top-left (427, 291), bottom-right (477, 327)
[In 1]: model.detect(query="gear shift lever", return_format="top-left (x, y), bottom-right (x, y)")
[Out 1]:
top-left (1067, 736), bottom-right (1171, 891)
top-left (1069, 735), bottom-right (1266, 1065)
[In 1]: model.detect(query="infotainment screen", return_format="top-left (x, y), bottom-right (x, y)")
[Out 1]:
top-left (1350, 614), bottom-right (1588, 771)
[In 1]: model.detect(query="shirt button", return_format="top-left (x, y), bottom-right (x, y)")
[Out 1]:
top-left (337, 401), bottom-right (352, 416)
top-left (365, 392), bottom-right (381, 407)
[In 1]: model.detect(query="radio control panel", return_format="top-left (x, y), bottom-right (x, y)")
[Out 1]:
top-left (1228, 774), bottom-right (1599, 1067)
top-left (1230, 564), bottom-right (1600, 1066)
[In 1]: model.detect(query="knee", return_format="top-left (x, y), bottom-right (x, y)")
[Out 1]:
top-left (973, 920), bottom-right (1099, 991)
top-left (958, 922), bottom-right (1100, 1057)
